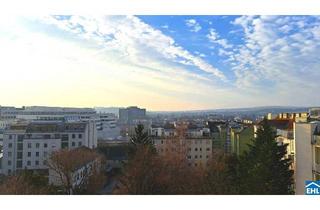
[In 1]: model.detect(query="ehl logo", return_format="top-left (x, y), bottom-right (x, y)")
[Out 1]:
top-left (305, 181), bottom-right (320, 195)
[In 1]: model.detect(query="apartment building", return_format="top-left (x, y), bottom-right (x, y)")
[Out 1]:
top-left (119, 106), bottom-right (146, 124)
top-left (151, 122), bottom-right (213, 167)
top-left (230, 125), bottom-right (254, 156)
top-left (294, 121), bottom-right (320, 194)
top-left (0, 121), bottom-right (97, 175)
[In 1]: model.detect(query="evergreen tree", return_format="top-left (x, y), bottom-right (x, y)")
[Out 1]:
top-left (129, 124), bottom-right (155, 156)
top-left (239, 118), bottom-right (294, 194)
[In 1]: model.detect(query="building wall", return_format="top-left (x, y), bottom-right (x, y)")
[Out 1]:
top-left (230, 126), bottom-right (254, 156)
top-left (294, 123), bottom-right (315, 194)
top-left (153, 137), bottom-right (212, 167)
top-left (1, 121), bottom-right (97, 175)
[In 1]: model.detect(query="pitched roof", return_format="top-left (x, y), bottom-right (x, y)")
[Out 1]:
top-left (259, 119), bottom-right (294, 130)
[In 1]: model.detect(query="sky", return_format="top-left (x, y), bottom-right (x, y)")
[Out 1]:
top-left (0, 15), bottom-right (319, 111)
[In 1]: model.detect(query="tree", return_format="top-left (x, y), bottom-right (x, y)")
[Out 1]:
top-left (115, 145), bottom-right (166, 194)
top-left (46, 147), bottom-right (106, 195)
top-left (239, 118), bottom-right (294, 194)
top-left (0, 170), bottom-right (55, 195)
top-left (116, 123), bottom-right (205, 195)
top-left (129, 123), bottom-right (155, 156)
top-left (201, 151), bottom-right (239, 194)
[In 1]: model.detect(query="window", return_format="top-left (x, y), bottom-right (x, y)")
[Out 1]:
top-left (36, 143), bottom-right (40, 148)
top-left (78, 142), bottom-right (82, 146)
top-left (72, 134), bottom-right (76, 139)
top-left (9, 135), bottom-right (12, 140)
top-left (78, 134), bottom-right (82, 139)
top-left (206, 155), bottom-right (209, 159)
top-left (44, 143), bottom-right (48, 148)
top-left (8, 160), bottom-right (12, 166)
top-left (206, 148), bottom-right (210, 151)
top-left (18, 135), bottom-right (24, 141)
top-left (200, 148), bottom-right (202, 151)
top-left (195, 155), bottom-right (198, 159)
top-left (194, 163), bottom-right (198, 167)
top-left (161, 140), bottom-right (164, 144)
top-left (72, 142), bottom-right (76, 147)
top-left (8, 152), bottom-right (12, 157)
top-left (17, 143), bottom-right (23, 150)
top-left (35, 161), bottom-right (39, 166)
top-left (28, 152), bottom-right (31, 157)
top-left (200, 155), bottom-right (202, 158)
top-left (28, 143), bottom-right (32, 148)
top-left (8, 143), bottom-right (12, 148)
top-left (17, 152), bottom-right (22, 159)
top-left (36, 152), bottom-right (39, 157)
top-left (187, 155), bottom-right (191, 159)
top-left (195, 148), bottom-right (198, 151)
top-left (188, 147), bottom-right (191, 151)
top-left (27, 161), bottom-right (31, 166)
top-left (16, 160), bottom-right (22, 168)
top-left (44, 151), bottom-right (48, 157)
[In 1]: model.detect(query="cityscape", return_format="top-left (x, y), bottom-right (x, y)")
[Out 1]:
top-left (0, 105), bottom-right (319, 194)
top-left (0, 15), bottom-right (320, 195)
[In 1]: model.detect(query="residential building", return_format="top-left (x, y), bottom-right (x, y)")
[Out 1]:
top-left (207, 121), bottom-right (227, 151)
top-left (310, 108), bottom-right (320, 120)
top-left (0, 121), bottom-right (97, 175)
top-left (277, 112), bottom-right (308, 122)
top-left (230, 125), bottom-right (254, 156)
top-left (151, 122), bottom-right (213, 167)
top-left (48, 147), bottom-right (102, 193)
top-left (119, 106), bottom-right (146, 124)
top-left (294, 121), bottom-right (320, 195)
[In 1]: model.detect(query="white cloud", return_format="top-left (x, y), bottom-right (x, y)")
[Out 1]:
top-left (207, 28), bottom-right (233, 49)
top-left (229, 15), bottom-right (320, 105)
top-left (42, 16), bottom-right (225, 80)
top-left (185, 19), bottom-right (202, 32)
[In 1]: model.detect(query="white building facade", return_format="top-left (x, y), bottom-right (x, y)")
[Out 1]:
top-left (294, 121), bottom-right (320, 194)
top-left (1, 121), bottom-right (97, 175)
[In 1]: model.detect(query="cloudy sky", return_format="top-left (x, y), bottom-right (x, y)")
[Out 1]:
top-left (0, 15), bottom-right (319, 111)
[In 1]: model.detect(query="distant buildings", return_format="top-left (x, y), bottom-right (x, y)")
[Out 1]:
top-left (294, 121), bottom-right (320, 194)
top-left (119, 106), bottom-right (146, 124)
top-left (1, 121), bottom-right (97, 175)
top-left (96, 113), bottom-right (121, 140)
top-left (0, 106), bottom-right (96, 122)
top-left (309, 108), bottom-right (320, 120)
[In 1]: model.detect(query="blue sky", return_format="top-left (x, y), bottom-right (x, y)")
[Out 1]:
top-left (0, 15), bottom-right (319, 111)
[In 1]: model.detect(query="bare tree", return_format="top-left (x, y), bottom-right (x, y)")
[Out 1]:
top-left (0, 171), bottom-right (51, 195)
top-left (46, 147), bottom-right (106, 194)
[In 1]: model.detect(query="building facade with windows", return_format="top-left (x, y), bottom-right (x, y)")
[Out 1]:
top-left (0, 121), bottom-right (97, 175)
top-left (294, 121), bottom-right (320, 194)
top-left (151, 122), bottom-right (213, 167)
top-left (119, 106), bottom-right (146, 124)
